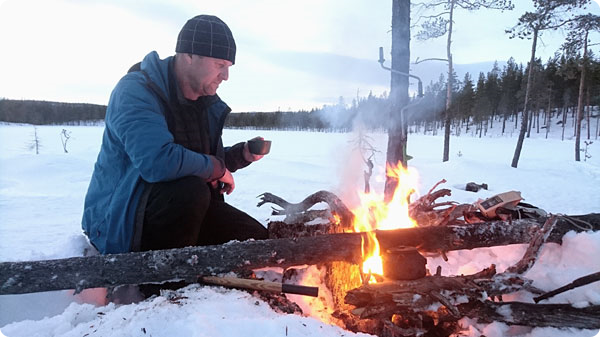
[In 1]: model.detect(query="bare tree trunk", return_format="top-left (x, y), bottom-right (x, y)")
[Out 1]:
top-left (484, 119), bottom-right (488, 136)
top-left (575, 31), bottom-right (588, 161)
top-left (442, 0), bottom-right (455, 162)
top-left (384, 0), bottom-right (410, 202)
top-left (527, 103), bottom-right (534, 138)
top-left (512, 28), bottom-right (537, 168)
top-left (597, 109), bottom-right (600, 139)
top-left (546, 93), bottom-right (552, 139)
top-left (586, 88), bottom-right (591, 140)
top-left (562, 107), bottom-right (567, 141)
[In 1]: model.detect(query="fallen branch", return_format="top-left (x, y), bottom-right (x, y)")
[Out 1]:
top-left (1, 214), bottom-right (598, 295)
top-left (505, 214), bottom-right (558, 274)
top-left (458, 301), bottom-right (600, 329)
top-left (270, 213), bottom-right (600, 251)
top-left (345, 265), bottom-right (502, 317)
top-left (257, 190), bottom-right (354, 227)
top-left (534, 271), bottom-right (600, 303)
top-left (344, 266), bottom-right (600, 330)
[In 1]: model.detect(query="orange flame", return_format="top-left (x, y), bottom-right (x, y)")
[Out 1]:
top-left (352, 163), bottom-right (419, 283)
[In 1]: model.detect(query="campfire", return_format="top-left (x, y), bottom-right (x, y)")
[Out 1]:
top-left (352, 163), bottom-right (419, 284)
top-left (260, 162), bottom-right (600, 337)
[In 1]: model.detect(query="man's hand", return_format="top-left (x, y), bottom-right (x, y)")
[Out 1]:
top-left (243, 136), bottom-right (266, 162)
top-left (211, 169), bottom-right (235, 195)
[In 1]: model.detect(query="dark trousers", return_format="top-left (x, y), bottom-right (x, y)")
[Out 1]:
top-left (136, 176), bottom-right (267, 298)
top-left (140, 176), bottom-right (268, 251)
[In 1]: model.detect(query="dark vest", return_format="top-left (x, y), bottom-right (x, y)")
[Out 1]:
top-left (127, 60), bottom-right (217, 156)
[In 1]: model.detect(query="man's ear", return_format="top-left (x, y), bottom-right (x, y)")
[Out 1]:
top-left (185, 53), bottom-right (194, 64)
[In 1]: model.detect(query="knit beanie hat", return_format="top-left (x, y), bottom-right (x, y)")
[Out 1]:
top-left (175, 15), bottom-right (236, 64)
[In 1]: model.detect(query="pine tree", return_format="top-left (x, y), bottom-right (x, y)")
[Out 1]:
top-left (563, 14), bottom-right (600, 160)
top-left (499, 58), bottom-right (524, 134)
top-left (414, 0), bottom-right (514, 162)
top-left (507, 0), bottom-right (592, 168)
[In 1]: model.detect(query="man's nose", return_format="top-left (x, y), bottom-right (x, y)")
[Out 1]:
top-left (220, 67), bottom-right (229, 81)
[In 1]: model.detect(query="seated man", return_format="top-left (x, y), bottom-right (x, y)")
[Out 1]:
top-left (82, 14), bottom-right (268, 260)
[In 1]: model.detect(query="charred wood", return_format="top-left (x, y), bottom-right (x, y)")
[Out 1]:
top-left (257, 190), bottom-right (354, 228)
top-left (458, 301), bottom-right (600, 329)
top-left (1, 214), bottom-right (598, 295)
top-left (270, 213), bottom-right (600, 252)
top-left (505, 214), bottom-right (557, 274)
top-left (534, 271), bottom-right (600, 303)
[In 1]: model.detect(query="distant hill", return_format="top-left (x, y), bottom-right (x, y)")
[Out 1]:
top-left (0, 99), bottom-right (106, 125)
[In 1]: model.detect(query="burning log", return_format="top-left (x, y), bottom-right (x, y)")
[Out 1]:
top-left (343, 269), bottom-right (600, 331)
top-left (259, 186), bottom-right (466, 229)
top-left (269, 213), bottom-right (600, 252)
top-left (337, 214), bottom-right (598, 335)
top-left (1, 214), bottom-right (598, 295)
top-left (345, 266), bottom-right (499, 316)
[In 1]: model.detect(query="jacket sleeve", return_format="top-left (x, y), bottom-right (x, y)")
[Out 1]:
top-left (223, 141), bottom-right (251, 172)
top-left (107, 77), bottom-right (225, 183)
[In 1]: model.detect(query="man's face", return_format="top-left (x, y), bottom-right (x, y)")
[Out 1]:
top-left (186, 54), bottom-right (232, 98)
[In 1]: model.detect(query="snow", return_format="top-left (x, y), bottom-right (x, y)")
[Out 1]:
top-left (1, 118), bottom-right (600, 337)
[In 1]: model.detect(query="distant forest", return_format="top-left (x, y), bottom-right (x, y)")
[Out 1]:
top-left (0, 99), bottom-right (106, 125)
top-left (1, 54), bottom-right (599, 135)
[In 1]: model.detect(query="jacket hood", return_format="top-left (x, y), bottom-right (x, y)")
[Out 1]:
top-left (139, 51), bottom-right (172, 100)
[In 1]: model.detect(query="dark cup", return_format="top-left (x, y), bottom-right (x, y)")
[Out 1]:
top-left (247, 139), bottom-right (271, 155)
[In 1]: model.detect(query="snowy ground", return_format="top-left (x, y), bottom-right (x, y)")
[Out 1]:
top-left (0, 118), bottom-right (599, 337)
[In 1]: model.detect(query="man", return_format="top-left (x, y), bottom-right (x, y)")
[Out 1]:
top-left (82, 15), bottom-right (268, 256)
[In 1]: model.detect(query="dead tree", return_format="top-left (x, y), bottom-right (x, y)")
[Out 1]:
top-left (384, 0), bottom-right (411, 202)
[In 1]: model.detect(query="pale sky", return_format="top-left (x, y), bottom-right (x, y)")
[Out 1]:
top-left (0, 0), bottom-right (599, 112)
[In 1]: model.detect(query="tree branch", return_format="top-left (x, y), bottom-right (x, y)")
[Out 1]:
top-left (414, 57), bottom-right (450, 64)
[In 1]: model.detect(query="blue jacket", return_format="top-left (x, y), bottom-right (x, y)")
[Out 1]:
top-left (82, 51), bottom-right (235, 254)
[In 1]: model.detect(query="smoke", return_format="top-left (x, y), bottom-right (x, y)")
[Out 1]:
top-left (313, 88), bottom-right (445, 135)
top-left (332, 122), bottom-right (389, 209)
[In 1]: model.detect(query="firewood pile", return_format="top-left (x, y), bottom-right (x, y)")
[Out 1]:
top-left (259, 185), bottom-right (600, 337)
top-left (1, 182), bottom-right (598, 337)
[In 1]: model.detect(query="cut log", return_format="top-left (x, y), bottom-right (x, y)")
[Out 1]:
top-left (345, 301), bottom-right (600, 331)
top-left (271, 213), bottom-right (600, 251)
top-left (458, 301), bottom-right (600, 329)
top-left (1, 214), bottom-right (598, 295)
top-left (344, 267), bottom-right (600, 331)
top-left (345, 266), bottom-right (498, 311)
top-left (0, 234), bottom-right (361, 295)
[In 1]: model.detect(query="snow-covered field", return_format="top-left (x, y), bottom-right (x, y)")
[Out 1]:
top-left (1, 119), bottom-right (599, 337)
